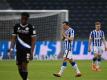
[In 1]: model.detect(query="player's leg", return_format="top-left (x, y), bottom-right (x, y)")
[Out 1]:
top-left (96, 54), bottom-right (102, 71)
top-left (17, 64), bottom-right (24, 79)
top-left (92, 54), bottom-right (98, 70)
top-left (91, 46), bottom-right (98, 71)
top-left (58, 58), bottom-right (67, 76)
top-left (53, 50), bottom-right (68, 77)
top-left (53, 58), bottom-right (67, 77)
top-left (17, 63), bottom-right (28, 80)
top-left (67, 50), bottom-right (81, 77)
top-left (68, 59), bottom-right (81, 77)
top-left (20, 52), bottom-right (30, 80)
top-left (16, 51), bottom-right (29, 80)
top-left (16, 51), bottom-right (25, 80)
top-left (21, 62), bottom-right (28, 80)
top-left (96, 47), bottom-right (103, 71)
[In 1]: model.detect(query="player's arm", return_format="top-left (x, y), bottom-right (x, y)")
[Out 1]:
top-left (10, 35), bottom-right (16, 51)
top-left (30, 26), bottom-right (36, 60)
top-left (9, 26), bottom-right (17, 58)
top-left (102, 32), bottom-right (107, 51)
top-left (102, 37), bottom-right (107, 51)
top-left (31, 36), bottom-right (36, 60)
top-left (88, 32), bottom-right (92, 52)
top-left (62, 30), bottom-right (74, 41)
top-left (67, 36), bottom-right (74, 41)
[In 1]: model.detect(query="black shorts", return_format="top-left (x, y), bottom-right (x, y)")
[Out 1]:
top-left (16, 49), bottom-right (31, 65)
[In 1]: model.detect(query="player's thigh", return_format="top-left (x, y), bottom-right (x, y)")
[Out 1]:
top-left (98, 46), bottom-right (104, 55)
top-left (22, 62), bottom-right (28, 69)
top-left (63, 50), bottom-right (72, 59)
top-left (16, 49), bottom-right (30, 65)
top-left (94, 47), bottom-right (103, 57)
top-left (93, 46), bottom-right (99, 57)
top-left (16, 51), bottom-right (23, 65)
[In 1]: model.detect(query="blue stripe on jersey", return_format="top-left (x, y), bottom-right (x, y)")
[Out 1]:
top-left (64, 28), bottom-right (74, 51)
top-left (90, 30), bottom-right (105, 47)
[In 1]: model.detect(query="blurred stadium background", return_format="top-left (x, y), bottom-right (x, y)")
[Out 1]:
top-left (0, 0), bottom-right (107, 80)
top-left (0, 0), bottom-right (107, 60)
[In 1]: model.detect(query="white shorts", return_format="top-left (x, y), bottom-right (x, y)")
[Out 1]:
top-left (92, 46), bottom-right (104, 55)
top-left (63, 50), bottom-right (73, 59)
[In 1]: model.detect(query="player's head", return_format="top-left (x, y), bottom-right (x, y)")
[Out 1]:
top-left (63, 21), bottom-right (70, 30)
top-left (21, 12), bottom-right (29, 25)
top-left (95, 21), bottom-right (101, 31)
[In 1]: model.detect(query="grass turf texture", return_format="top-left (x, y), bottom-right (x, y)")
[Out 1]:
top-left (0, 60), bottom-right (107, 80)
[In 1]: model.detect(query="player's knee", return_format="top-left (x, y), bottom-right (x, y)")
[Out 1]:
top-left (22, 66), bottom-right (27, 72)
top-left (98, 56), bottom-right (101, 61)
top-left (17, 65), bottom-right (22, 69)
top-left (94, 54), bottom-right (98, 57)
top-left (93, 57), bottom-right (97, 61)
top-left (68, 58), bottom-right (73, 62)
top-left (71, 61), bottom-right (76, 66)
top-left (64, 58), bottom-right (68, 61)
top-left (98, 55), bottom-right (101, 57)
top-left (22, 64), bottom-right (28, 71)
top-left (62, 62), bottom-right (67, 66)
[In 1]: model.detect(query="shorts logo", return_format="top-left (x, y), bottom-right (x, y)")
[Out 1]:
top-left (33, 31), bottom-right (36, 34)
top-left (26, 53), bottom-right (30, 61)
top-left (18, 27), bottom-right (20, 30)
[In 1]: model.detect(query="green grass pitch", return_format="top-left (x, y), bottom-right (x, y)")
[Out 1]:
top-left (0, 60), bottom-right (107, 80)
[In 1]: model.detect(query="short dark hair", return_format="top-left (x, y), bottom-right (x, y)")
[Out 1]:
top-left (95, 21), bottom-right (101, 25)
top-left (63, 21), bottom-right (70, 25)
top-left (21, 12), bottom-right (29, 18)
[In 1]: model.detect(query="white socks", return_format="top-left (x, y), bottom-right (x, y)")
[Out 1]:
top-left (58, 66), bottom-right (66, 75)
top-left (72, 64), bottom-right (81, 74)
top-left (95, 61), bottom-right (100, 69)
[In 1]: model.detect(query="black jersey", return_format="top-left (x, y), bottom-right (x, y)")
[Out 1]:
top-left (12, 23), bottom-right (36, 50)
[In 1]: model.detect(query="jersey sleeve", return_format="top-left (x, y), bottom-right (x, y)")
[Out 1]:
top-left (30, 26), bottom-right (36, 37)
top-left (102, 31), bottom-right (105, 39)
top-left (89, 31), bottom-right (93, 38)
top-left (69, 29), bottom-right (74, 37)
top-left (12, 25), bottom-right (17, 36)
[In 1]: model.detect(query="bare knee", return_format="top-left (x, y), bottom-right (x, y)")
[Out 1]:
top-left (68, 58), bottom-right (74, 63)
top-left (22, 63), bottom-right (28, 71)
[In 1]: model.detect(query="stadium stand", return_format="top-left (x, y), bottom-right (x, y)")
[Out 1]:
top-left (1, 0), bottom-right (107, 39)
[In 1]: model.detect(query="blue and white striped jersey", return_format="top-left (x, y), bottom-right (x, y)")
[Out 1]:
top-left (90, 30), bottom-right (105, 47)
top-left (64, 27), bottom-right (74, 51)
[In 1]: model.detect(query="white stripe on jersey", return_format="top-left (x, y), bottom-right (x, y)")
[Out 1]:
top-left (90, 30), bottom-right (105, 47)
top-left (64, 27), bottom-right (74, 51)
top-left (17, 35), bottom-right (31, 48)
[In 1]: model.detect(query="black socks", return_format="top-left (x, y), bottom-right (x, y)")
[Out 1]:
top-left (18, 69), bottom-right (28, 80)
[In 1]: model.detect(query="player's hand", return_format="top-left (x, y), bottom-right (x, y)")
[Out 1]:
top-left (62, 36), bottom-right (65, 40)
top-left (105, 47), bottom-right (107, 51)
top-left (30, 54), bottom-right (33, 60)
top-left (88, 47), bottom-right (91, 52)
top-left (8, 49), bottom-right (14, 59)
top-left (62, 32), bottom-right (66, 38)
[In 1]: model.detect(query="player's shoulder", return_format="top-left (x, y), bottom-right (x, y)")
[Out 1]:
top-left (68, 27), bottom-right (74, 32)
top-left (27, 23), bottom-right (34, 28)
top-left (13, 23), bottom-right (20, 29)
top-left (100, 30), bottom-right (104, 32)
top-left (28, 23), bottom-right (33, 27)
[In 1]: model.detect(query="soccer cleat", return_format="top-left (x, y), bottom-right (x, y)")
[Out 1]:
top-left (92, 64), bottom-right (97, 71)
top-left (96, 67), bottom-right (102, 71)
top-left (75, 73), bottom-right (82, 77)
top-left (53, 73), bottom-right (61, 77)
